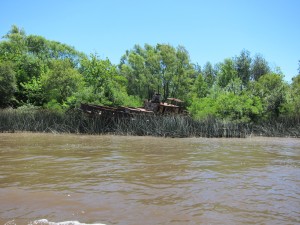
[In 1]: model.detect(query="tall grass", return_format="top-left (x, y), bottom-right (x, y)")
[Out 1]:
top-left (0, 108), bottom-right (299, 137)
top-left (252, 116), bottom-right (300, 137)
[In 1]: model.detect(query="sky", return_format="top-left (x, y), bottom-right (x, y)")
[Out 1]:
top-left (1, 0), bottom-right (299, 82)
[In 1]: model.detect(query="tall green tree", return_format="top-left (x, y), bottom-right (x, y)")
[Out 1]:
top-left (157, 44), bottom-right (177, 99)
top-left (0, 25), bottom-right (27, 62)
top-left (202, 62), bottom-right (216, 88)
top-left (119, 45), bottom-right (149, 99)
top-left (170, 45), bottom-right (195, 100)
top-left (217, 58), bottom-right (238, 88)
top-left (235, 49), bottom-right (251, 86)
top-left (289, 74), bottom-right (300, 115)
top-left (250, 54), bottom-right (270, 81)
top-left (41, 60), bottom-right (84, 107)
top-left (14, 55), bottom-right (46, 104)
top-left (253, 73), bottom-right (287, 118)
top-left (120, 43), bottom-right (195, 102)
top-left (0, 25), bottom-right (85, 107)
top-left (0, 62), bottom-right (17, 107)
top-left (190, 73), bottom-right (208, 99)
top-left (26, 35), bottom-right (49, 58)
top-left (80, 54), bottom-right (134, 106)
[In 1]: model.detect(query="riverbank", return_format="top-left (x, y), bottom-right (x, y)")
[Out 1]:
top-left (0, 109), bottom-right (299, 138)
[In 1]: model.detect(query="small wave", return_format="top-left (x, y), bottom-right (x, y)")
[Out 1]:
top-left (30, 220), bottom-right (106, 225)
top-left (4, 219), bottom-right (106, 225)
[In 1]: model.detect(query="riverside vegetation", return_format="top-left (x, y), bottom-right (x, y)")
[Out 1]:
top-left (0, 108), bottom-right (299, 137)
top-left (0, 25), bottom-right (300, 137)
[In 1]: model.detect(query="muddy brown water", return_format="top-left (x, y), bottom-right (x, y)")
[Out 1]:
top-left (0, 133), bottom-right (299, 225)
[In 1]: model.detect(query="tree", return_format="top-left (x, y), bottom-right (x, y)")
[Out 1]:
top-left (0, 62), bottom-right (17, 107)
top-left (0, 25), bottom-right (85, 107)
top-left (217, 58), bottom-right (238, 88)
top-left (0, 25), bottom-right (27, 62)
top-left (80, 54), bottom-right (132, 106)
top-left (21, 76), bottom-right (46, 106)
top-left (27, 34), bottom-right (84, 67)
top-left (14, 55), bottom-right (46, 104)
top-left (202, 62), bottom-right (216, 88)
top-left (224, 77), bottom-right (243, 95)
top-left (188, 92), bottom-right (262, 122)
top-left (170, 45), bottom-right (195, 100)
top-left (215, 92), bottom-right (262, 122)
top-left (119, 43), bottom-right (195, 102)
top-left (235, 49), bottom-right (251, 86)
top-left (190, 73), bottom-right (208, 99)
top-left (119, 45), bottom-right (149, 99)
top-left (154, 44), bottom-right (177, 99)
top-left (26, 35), bottom-right (49, 57)
top-left (41, 60), bottom-right (84, 107)
top-left (188, 97), bottom-right (217, 120)
top-left (253, 73), bottom-right (287, 118)
top-left (264, 61), bottom-right (300, 118)
top-left (289, 74), bottom-right (300, 115)
top-left (250, 54), bottom-right (270, 81)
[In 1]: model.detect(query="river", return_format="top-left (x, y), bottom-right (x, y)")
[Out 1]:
top-left (0, 133), bottom-right (299, 225)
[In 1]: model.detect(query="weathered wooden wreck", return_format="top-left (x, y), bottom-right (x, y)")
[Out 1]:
top-left (80, 93), bottom-right (187, 117)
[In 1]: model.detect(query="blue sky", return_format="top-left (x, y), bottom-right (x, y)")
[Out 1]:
top-left (1, 0), bottom-right (299, 82)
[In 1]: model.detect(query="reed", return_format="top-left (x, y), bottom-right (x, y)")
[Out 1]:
top-left (252, 116), bottom-right (300, 137)
top-left (0, 109), bottom-right (299, 138)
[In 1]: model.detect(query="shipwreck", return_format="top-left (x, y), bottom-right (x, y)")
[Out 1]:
top-left (80, 93), bottom-right (187, 117)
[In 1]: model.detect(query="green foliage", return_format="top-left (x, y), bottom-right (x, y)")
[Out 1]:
top-left (0, 25), bottom-right (85, 108)
top-left (0, 25), bottom-right (27, 61)
top-left (21, 76), bottom-right (46, 106)
top-left (216, 93), bottom-right (263, 122)
top-left (120, 44), bottom-right (160, 99)
top-left (44, 99), bottom-right (65, 112)
top-left (16, 55), bottom-right (44, 83)
top-left (235, 49), bottom-right (251, 86)
top-left (26, 34), bottom-right (84, 66)
top-left (224, 77), bottom-right (243, 94)
top-left (217, 58), bottom-right (238, 88)
top-left (1, 25), bottom-right (299, 125)
top-left (189, 73), bottom-right (208, 100)
top-left (291, 74), bottom-right (300, 113)
top-left (41, 60), bottom-right (84, 106)
top-left (80, 54), bottom-right (136, 106)
top-left (252, 73), bottom-right (287, 118)
top-left (282, 74), bottom-right (300, 115)
top-left (0, 62), bottom-right (17, 107)
top-left (188, 97), bottom-right (217, 120)
top-left (120, 43), bottom-right (194, 102)
top-left (189, 92), bottom-right (263, 122)
top-left (250, 54), bottom-right (270, 81)
top-left (202, 62), bottom-right (216, 88)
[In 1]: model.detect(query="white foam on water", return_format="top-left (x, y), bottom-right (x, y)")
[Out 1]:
top-left (4, 219), bottom-right (106, 225)
top-left (31, 219), bottom-right (106, 225)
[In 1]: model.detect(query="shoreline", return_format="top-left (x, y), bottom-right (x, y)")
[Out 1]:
top-left (0, 109), bottom-right (299, 138)
top-left (0, 131), bottom-right (299, 139)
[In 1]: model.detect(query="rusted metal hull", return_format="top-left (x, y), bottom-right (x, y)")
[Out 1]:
top-left (80, 103), bottom-right (154, 117)
top-left (80, 94), bottom-right (188, 117)
top-left (80, 103), bottom-right (188, 117)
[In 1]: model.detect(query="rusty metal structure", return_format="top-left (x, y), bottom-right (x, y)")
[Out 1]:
top-left (80, 94), bottom-right (187, 117)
